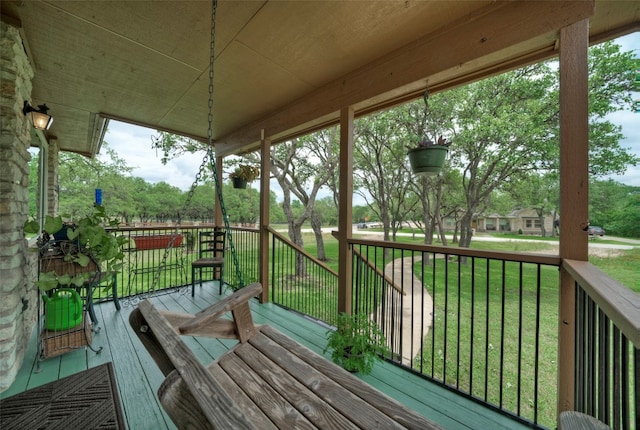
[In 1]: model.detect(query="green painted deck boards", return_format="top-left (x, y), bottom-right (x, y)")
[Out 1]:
top-left (2, 284), bottom-right (534, 429)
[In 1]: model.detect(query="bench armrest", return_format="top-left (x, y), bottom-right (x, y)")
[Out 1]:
top-left (134, 298), bottom-right (254, 429)
top-left (178, 282), bottom-right (262, 340)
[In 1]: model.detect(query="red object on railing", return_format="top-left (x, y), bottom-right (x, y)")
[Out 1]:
top-left (132, 234), bottom-right (183, 251)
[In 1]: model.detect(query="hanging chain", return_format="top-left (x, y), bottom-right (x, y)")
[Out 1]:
top-left (125, 0), bottom-right (243, 304)
top-left (421, 90), bottom-right (429, 140)
top-left (122, 152), bottom-right (210, 304)
top-left (205, 0), bottom-right (245, 289)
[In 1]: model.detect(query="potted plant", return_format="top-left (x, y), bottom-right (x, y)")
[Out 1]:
top-left (229, 164), bottom-right (260, 189)
top-left (323, 312), bottom-right (388, 374)
top-left (406, 90), bottom-right (450, 176)
top-left (24, 204), bottom-right (126, 292)
top-left (407, 134), bottom-right (449, 176)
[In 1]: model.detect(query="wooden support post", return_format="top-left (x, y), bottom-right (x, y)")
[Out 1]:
top-left (557, 18), bottom-right (589, 419)
top-left (338, 107), bottom-right (354, 314)
top-left (259, 133), bottom-right (271, 303)
top-left (215, 155), bottom-right (223, 227)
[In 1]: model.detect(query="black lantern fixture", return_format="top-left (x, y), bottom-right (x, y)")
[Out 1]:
top-left (22, 101), bottom-right (53, 130)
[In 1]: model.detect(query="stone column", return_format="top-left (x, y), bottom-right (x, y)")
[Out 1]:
top-left (0, 21), bottom-right (38, 393)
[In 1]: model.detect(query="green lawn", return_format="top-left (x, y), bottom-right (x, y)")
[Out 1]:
top-left (416, 256), bottom-right (559, 427)
top-left (300, 232), bottom-right (637, 428)
top-left (589, 247), bottom-right (640, 292)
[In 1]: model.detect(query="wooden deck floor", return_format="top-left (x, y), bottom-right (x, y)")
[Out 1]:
top-left (2, 284), bottom-right (532, 430)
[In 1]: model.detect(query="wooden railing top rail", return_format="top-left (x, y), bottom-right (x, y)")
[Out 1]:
top-left (344, 234), bottom-right (562, 266)
top-left (107, 224), bottom-right (215, 233)
top-left (267, 226), bottom-right (339, 277)
top-left (107, 225), bottom-right (260, 233)
top-left (564, 259), bottom-right (640, 348)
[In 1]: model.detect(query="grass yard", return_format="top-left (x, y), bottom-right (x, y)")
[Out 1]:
top-left (589, 247), bottom-right (640, 292)
top-left (416, 257), bottom-right (559, 428)
top-left (300, 231), bottom-right (636, 428)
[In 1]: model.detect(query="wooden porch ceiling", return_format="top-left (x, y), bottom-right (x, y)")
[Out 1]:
top-left (3, 1), bottom-right (639, 158)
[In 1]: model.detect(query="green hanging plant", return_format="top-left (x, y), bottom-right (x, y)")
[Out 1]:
top-left (406, 91), bottom-right (450, 176)
top-left (229, 164), bottom-right (260, 182)
top-left (24, 204), bottom-right (126, 291)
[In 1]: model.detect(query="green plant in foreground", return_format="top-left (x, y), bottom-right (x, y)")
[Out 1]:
top-left (24, 204), bottom-right (126, 291)
top-left (324, 312), bottom-right (388, 374)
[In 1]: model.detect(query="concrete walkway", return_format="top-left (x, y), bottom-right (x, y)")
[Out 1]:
top-left (381, 256), bottom-right (433, 366)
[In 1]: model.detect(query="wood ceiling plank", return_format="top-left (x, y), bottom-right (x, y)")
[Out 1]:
top-left (215, 0), bottom-right (595, 156)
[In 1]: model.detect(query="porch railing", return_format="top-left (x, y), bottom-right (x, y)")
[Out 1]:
top-left (564, 259), bottom-right (639, 430)
top-left (269, 228), bottom-right (339, 324)
top-left (349, 237), bottom-right (562, 429)
top-left (93, 225), bottom-right (637, 429)
top-left (98, 225), bottom-right (259, 301)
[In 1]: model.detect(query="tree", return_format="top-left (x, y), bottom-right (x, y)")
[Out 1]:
top-left (589, 179), bottom-right (640, 237)
top-left (145, 182), bottom-right (183, 222)
top-left (151, 131), bottom-right (208, 165)
top-left (607, 190), bottom-right (640, 238)
top-left (510, 173), bottom-right (559, 237)
top-left (58, 143), bottom-right (133, 220)
top-left (419, 41), bottom-right (638, 250)
top-left (354, 107), bottom-right (417, 246)
top-left (270, 130), bottom-right (338, 271)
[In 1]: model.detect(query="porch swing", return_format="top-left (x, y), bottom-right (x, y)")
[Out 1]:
top-left (133, 0), bottom-right (244, 300)
top-left (127, 2), bottom-right (444, 428)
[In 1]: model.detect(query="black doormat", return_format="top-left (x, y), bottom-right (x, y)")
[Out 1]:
top-left (0, 362), bottom-right (126, 429)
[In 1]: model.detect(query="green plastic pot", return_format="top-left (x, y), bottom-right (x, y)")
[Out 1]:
top-left (232, 177), bottom-right (248, 189)
top-left (42, 288), bottom-right (83, 330)
top-left (407, 146), bottom-right (448, 176)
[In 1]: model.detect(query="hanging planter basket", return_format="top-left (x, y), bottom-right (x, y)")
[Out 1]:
top-left (232, 177), bottom-right (248, 189)
top-left (408, 145), bottom-right (448, 176)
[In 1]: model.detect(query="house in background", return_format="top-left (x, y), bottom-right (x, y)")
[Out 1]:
top-left (475, 208), bottom-right (555, 235)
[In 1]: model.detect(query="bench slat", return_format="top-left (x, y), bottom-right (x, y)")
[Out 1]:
top-left (138, 300), bottom-right (254, 429)
top-left (261, 325), bottom-right (442, 429)
top-left (208, 364), bottom-right (279, 430)
top-left (234, 338), bottom-right (362, 429)
top-left (245, 330), bottom-right (404, 429)
top-left (156, 354), bottom-right (279, 430)
top-left (219, 352), bottom-right (317, 429)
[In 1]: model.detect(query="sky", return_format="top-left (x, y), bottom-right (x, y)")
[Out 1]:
top-left (100, 33), bottom-right (640, 199)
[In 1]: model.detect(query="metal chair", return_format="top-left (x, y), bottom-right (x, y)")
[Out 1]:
top-left (191, 230), bottom-right (225, 296)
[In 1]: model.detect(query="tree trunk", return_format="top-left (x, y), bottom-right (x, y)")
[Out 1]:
top-left (287, 220), bottom-right (307, 277)
top-left (458, 210), bottom-right (475, 264)
top-left (536, 208), bottom-right (547, 237)
top-left (282, 193), bottom-right (307, 278)
top-left (434, 181), bottom-right (448, 245)
top-left (310, 210), bottom-right (326, 261)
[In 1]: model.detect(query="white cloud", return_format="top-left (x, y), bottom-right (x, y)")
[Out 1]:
top-left (102, 121), bottom-right (206, 191)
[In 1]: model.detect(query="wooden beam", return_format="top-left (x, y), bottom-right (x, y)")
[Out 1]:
top-left (259, 135), bottom-right (271, 303)
top-left (215, 156), bottom-right (223, 227)
top-left (557, 17), bottom-right (589, 420)
top-left (337, 106), bottom-right (354, 314)
top-left (216, 0), bottom-right (595, 155)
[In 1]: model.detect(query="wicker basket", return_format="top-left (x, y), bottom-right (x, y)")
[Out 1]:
top-left (40, 253), bottom-right (99, 277)
top-left (40, 312), bottom-right (92, 359)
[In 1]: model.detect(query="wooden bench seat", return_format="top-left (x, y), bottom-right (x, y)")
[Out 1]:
top-left (130, 283), bottom-right (442, 429)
